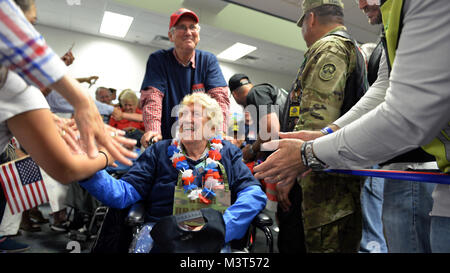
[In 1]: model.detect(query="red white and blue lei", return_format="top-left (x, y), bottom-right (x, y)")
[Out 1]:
top-left (167, 135), bottom-right (225, 204)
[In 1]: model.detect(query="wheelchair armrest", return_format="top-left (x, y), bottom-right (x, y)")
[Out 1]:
top-left (252, 212), bottom-right (273, 229)
top-left (236, 211), bottom-right (273, 253)
top-left (125, 202), bottom-right (145, 227)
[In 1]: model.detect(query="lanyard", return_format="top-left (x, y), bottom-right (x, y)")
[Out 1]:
top-left (292, 56), bottom-right (308, 101)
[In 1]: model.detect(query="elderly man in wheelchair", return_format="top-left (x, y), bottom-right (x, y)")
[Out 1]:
top-left (80, 92), bottom-right (270, 253)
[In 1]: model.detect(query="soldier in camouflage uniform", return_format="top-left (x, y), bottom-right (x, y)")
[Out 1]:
top-left (278, 0), bottom-right (367, 253)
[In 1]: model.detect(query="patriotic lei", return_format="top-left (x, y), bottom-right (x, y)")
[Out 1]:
top-left (167, 136), bottom-right (224, 204)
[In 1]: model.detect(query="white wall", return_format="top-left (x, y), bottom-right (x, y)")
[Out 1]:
top-left (36, 25), bottom-right (150, 98)
top-left (35, 24), bottom-right (296, 114)
top-left (219, 61), bottom-right (295, 114)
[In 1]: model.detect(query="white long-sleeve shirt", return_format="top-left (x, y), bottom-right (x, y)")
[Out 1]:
top-left (333, 49), bottom-right (389, 129)
top-left (314, 0), bottom-right (450, 170)
top-left (0, 0), bottom-right (66, 151)
top-left (0, 0), bottom-right (67, 89)
top-left (312, 0), bottom-right (450, 218)
top-left (334, 40), bottom-right (438, 172)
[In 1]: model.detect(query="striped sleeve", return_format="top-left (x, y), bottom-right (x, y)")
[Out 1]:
top-left (139, 87), bottom-right (164, 133)
top-left (0, 0), bottom-right (67, 89)
top-left (207, 86), bottom-right (230, 133)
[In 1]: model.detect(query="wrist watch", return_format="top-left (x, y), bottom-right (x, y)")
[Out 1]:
top-left (301, 140), bottom-right (328, 170)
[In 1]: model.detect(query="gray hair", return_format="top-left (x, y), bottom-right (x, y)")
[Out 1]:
top-left (179, 92), bottom-right (223, 135)
top-left (118, 89), bottom-right (138, 106)
top-left (95, 87), bottom-right (110, 96)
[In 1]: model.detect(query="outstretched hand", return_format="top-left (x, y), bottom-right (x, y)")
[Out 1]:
top-left (49, 75), bottom-right (138, 166)
top-left (61, 50), bottom-right (75, 66)
top-left (278, 130), bottom-right (324, 141)
top-left (253, 138), bottom-right (308, 184)
top-left (87, 76), bottom-right (98, 87)
top-left (52, 114), bottom-right (82, 154)
top-left (74, 99), bottom-right (139, 165)
top-left (54, 115), bottom-right (138, 163)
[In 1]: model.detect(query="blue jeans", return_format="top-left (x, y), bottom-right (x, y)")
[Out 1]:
top-left (382, 179), bottom-right (435, 253)
top-left (359, 175), bottom-right (387, 253)
top-left (430, 216), bottom-right (450, 253)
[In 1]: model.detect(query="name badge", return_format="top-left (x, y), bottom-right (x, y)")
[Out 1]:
top-left (192, 83), bottom-right (205, 93)
top-left (195, 161), bottom-right (206, 174)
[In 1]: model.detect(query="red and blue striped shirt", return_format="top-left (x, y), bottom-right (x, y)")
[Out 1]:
top-left (0, 0), bottom-right (66, 89)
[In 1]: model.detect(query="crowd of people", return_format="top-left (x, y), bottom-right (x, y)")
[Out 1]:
top-left (0, 0), bottom-right (449, 254)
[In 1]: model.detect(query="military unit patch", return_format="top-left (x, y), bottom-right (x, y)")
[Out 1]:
top-left (319, 63), bottom-right (336, 81)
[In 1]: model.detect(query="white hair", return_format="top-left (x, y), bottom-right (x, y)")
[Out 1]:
top-left (178, 92), bottom-right (223, 135)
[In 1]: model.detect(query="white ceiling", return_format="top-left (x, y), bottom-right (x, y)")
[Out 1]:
top-left (227, 0), bottom-right (381, 42)
top-left (35, 0), bottom-right (380, 76)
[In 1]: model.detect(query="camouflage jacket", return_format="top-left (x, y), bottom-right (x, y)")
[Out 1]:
top-left (294, 26), bottom-right (363, 230)
top-left (294, 26), bottom-right (356, 131)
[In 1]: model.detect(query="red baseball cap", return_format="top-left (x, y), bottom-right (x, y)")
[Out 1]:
top-left (169, 8), bottom-right (199, 30)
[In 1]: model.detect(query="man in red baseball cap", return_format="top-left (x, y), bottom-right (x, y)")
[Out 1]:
top-left (169, 8), bottom-right (199, 30)
top-left (167, 8), bottom-right (201, 68)
top-left (139, 8), bottom-right (230, 147)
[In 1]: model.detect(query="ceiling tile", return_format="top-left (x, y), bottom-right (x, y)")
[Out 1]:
top-left (34, 0), bottom-right (379, 75)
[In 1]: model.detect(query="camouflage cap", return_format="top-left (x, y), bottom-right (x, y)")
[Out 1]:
top-left (297, 0), bottom-right (344, 27)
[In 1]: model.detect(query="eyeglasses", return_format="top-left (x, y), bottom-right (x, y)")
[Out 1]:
top-left (171, 24), bottom-right (201, 33)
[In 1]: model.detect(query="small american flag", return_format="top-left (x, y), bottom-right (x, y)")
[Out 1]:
top-left (0, 156), bottom-right (49, 215)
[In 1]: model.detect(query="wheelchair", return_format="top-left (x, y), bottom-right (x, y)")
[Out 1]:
top-left (88, 153), bottom-right (274, 253)
top-left (89, 201), bottom-right (274, 253)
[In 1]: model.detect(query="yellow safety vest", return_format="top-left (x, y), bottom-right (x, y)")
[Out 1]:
top-left (381, 0), bottom-right (450, 173)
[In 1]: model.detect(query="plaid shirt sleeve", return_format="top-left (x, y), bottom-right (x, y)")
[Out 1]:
top-left (207, 86), bottom-right (230, 133)
top-left (139, 87), bottom-right (164, 133)
top-left (0, 0), bottom-right (67, 89)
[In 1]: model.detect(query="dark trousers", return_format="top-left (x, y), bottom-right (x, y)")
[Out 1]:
top-left (0, 150), bottom-right (11, 223)
top-left (276, 182), bottom-right (306, 253)
top-left (0, 190), bottom-right (5, 224)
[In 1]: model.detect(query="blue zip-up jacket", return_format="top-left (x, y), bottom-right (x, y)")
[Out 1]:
top-left (80, 140), bottom-right (267, 243)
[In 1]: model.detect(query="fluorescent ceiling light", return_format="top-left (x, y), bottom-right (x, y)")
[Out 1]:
top-left (99, 11), bottom-right (134, 38)
top-left (217, 42), bottom-right (257, 61)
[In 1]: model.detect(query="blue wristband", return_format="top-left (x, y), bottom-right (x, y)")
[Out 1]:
top-left (320, 126), bottom-right (334, 135)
